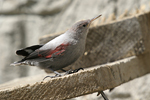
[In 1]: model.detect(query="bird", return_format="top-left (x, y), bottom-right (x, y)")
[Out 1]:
top-left (11, 14), bottom-right (102, 78)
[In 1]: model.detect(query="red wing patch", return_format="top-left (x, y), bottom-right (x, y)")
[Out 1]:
top-left (38, 43), bottom-right (69, 59)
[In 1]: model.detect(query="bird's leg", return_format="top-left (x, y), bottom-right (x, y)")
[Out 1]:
top-left (97, 91), bottom-right (109, 100)
top-left (43, 68), bottom-right (63, 80)
top-left (53, 71), bottom-right (62, 76)
top-left (61, 68), bottom-right (73, 74)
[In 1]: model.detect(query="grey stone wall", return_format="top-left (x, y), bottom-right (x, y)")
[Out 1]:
top-left (0, 0), bottom-right (150, 100)
top-left (0, 0), bottom-right (149, 83)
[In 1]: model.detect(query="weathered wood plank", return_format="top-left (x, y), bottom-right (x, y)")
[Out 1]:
top-left (0, 56), bottom-right (150, 100)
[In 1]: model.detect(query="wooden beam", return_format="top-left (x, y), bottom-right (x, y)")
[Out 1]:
top-left (0, 56), bottom-right (150, 100)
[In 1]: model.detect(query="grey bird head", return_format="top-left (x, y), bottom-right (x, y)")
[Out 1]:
top-left (68, 14), bottom-right (102, 39)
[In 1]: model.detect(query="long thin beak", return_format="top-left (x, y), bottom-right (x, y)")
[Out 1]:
top-left (90, 14), bottom-right (102, 23)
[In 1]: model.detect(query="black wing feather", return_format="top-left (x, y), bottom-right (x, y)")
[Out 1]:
top-left (16, 45), bottom-right (43, 56)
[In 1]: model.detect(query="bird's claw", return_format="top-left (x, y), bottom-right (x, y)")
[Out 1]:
top-left (65, 68), bottom-right (84, 74)
top-left (73, 68), bottom-right (84, 73)
top-left (43, 73), bottom-right (62, 80)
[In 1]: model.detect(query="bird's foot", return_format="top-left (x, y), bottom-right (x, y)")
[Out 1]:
top-left (43, 68), bottom-right (84, 80)
top-left (43, 72), bottom-right (62, 80)
top-left (65, 68), bottom-right (84, 74)
top-left (43, 75), bottom-right (56, 80)
top-left (73, 68), bottom-right (84, 73)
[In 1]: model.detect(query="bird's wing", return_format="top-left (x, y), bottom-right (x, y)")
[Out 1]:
top-left (16, 45), bottom-right (43, 56)
top-left (25, 43), bottom-right (70, 60)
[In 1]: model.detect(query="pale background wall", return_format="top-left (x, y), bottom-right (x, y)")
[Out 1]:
top-left (0, 0), bottom-right (150, 100)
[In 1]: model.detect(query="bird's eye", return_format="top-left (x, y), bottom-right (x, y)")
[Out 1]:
top-left (83, 24), bottom-right (86, 27)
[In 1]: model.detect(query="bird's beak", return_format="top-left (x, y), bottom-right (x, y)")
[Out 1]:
top-left (88, 14), bottom-right (102, 26)
top-left (90, 14), bottom-right (102, 22)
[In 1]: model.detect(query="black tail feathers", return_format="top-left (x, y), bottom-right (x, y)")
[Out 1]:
top-left (16, 45), bottom-right (43, 56)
